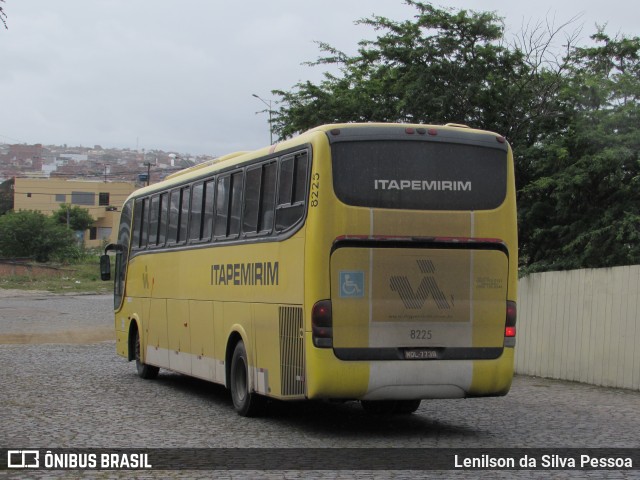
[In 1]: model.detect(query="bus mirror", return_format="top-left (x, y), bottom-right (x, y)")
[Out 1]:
top-left (100, 254), bottom-right (111, 281)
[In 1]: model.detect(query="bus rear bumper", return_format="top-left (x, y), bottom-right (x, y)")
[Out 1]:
top-left (305, 338), bottom-right (514, 400)
top-left (362, 384), bottom-right (466, 400)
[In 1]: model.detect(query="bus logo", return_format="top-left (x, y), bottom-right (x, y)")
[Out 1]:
top-left (390, 259), bottom-right (451, 310)
top-left (340, 271), bottom-right (364, 298)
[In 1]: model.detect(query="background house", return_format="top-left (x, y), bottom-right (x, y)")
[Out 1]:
top-left (13, 178), bottom-right (137, 247)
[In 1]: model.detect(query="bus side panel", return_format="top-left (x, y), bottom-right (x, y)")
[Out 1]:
top-left (212, 301), bottom-right (226, 383)
top-left (146, 298), bottom-right (168, 368)
top-left (190, 300), bottom-right (217, 382)
top-left (253, 303), bottom-right (277, 396)
top-left (115, 312), bottom-right (128, 358)
top-left (223, 302), bottom-right (253, 383)
top-left (167, 299), bottom-right (191, 374)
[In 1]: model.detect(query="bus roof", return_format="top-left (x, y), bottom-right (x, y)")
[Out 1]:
top-left (163, 151), bottom-right (250, 181)
top-left (126, 122), bottom-right (506, 201)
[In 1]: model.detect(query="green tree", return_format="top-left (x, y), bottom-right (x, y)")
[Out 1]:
top-left (271, 1), bottom-right (577, 205)
top-left (52, 204), bottom-right (95, 231)
top-left (273, 2), bottom-right (640, 273)
top-left (0, 210), bottom-right (74, 262)
top-left (518, 32), bottom-right (640, 272)
top-left (0, 0), bottom-right (7, 30)
top-left (0, 179), bottom-right (13, 215)
top-left (272, 2), bottom-right (569, 155)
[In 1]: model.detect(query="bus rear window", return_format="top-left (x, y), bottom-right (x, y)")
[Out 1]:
top-left (331, 140), bottom-right (507, 210)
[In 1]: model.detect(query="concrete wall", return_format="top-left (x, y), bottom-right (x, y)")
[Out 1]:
top-left (515, 265), bottom-right (640, 391)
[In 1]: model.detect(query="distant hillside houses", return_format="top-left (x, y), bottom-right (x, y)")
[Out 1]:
top-left (0, 142), bottom-right (215, 185)
top-left (0, 142), bottom-right (217, 246)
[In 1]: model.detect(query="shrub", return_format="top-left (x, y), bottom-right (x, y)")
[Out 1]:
top-left (0, 210), bottom-right (75, 262)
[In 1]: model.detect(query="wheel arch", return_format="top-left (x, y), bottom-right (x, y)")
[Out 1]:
top-left (127, 316), bottom-right (141, 362)
top-left (225, 331), bottom-right (244, 389)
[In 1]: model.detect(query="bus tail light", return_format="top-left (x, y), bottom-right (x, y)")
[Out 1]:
top-left (312, 300), bottom-right (333, 348)
top-left (505, 301), bottom-right (516, 337)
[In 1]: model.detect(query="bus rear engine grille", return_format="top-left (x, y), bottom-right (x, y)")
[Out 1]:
top-left (279, 306), bottom-right (305, 396)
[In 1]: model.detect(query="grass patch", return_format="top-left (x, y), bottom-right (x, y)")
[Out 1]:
top-left (0, 256), bottom-right (112, 294)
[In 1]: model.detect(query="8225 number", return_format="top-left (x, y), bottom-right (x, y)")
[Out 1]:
top-left (310, 173), bottom-right (320, 207)
top-left (410, 329), bottom-right (432, 340)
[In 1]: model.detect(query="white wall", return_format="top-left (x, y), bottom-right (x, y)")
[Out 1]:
top-left (515, 265), bottom-right (640, 391)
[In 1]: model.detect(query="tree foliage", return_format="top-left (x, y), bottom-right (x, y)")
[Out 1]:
top-left (0, 179), bottom-right (13, 215)
top-left (519, 32), bottom-right (640, 272)
top-left (272, 1), bottom-right (640, 274)
top-left (0, 210), bottom-right (74, 262)
top-left (52, 204), bottom-right (95, 232)
top-left (273, 2), bottom-right (569, 153)
top-left (0, 0), bottom-right (7, 30)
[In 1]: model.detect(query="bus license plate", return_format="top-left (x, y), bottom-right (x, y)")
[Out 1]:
top-left (404, 349), bottom-right (438, 360)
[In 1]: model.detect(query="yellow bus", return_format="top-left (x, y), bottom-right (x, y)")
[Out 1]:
top-left (101, 123), bottom-right (518, 416)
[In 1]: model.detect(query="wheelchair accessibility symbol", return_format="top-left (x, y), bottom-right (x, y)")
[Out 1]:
top-left (339, 271), bottom-right (364, 298)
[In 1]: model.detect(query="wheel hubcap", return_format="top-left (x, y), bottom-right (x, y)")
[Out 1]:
top-left (234, 358), bottom-right (247, 402)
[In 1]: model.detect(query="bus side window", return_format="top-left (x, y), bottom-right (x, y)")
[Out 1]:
top-left (202, 179), bottom-right (215, 241)
top-left (167, 189), bottom-right (180, 244)
top-left (260, 162), bottom-right (277, 233)
top-left (158, 192), bottom-right (169, 246)
top-left (132, 198), bottom-right (143, 249)
top-left (215, 172), bottom-right (243, 239)
top-left (214, 176), bottom-right (230, 238)
top-left (189, 182), bottom-right (204, 242)
top-left (140, 197), bottom-right (150, 248)
top-left (278, 157), bottom-right (294, 205)
top-left (292, 152), bottom-right (308, 204)
top-left (148, 195), bottom-right (160, 246)
top-left (276, 151), bottom-right (308, 232)
top-left (244, 161), bottom-right (278, 236)
top-left (243, 166), bottom-right (262, 234)
top-left (178, 186), bottom-right (190, 243)
top-left (228, 172), bottom-right (243, 237)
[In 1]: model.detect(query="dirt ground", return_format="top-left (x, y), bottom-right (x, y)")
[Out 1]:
top-left (0, 289), bottom-right (113, 344)
top-left (0, 288), bottom-right (55, 298)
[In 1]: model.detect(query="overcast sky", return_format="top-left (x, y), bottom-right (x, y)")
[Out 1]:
top-left (0, 1), bottom-right (638, 156)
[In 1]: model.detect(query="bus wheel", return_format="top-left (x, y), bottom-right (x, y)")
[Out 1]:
top-left (361, 400), bottom-right (397, 414)
top-left (230, 340), bottom-right (265, 417)
top-left (394, 399), bottom-right (422, 414)
top-left (134, 329), bottom-right (159, 380)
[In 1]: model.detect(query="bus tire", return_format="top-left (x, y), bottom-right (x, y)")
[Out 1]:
top-left (230, 340), bottom-right (265, 417)
top-left (361, 400), bottom-right (397, 414)
top-left (134, 328), bottom-right (159, 380)
top-left (394, 399), bottom-right (422, 414)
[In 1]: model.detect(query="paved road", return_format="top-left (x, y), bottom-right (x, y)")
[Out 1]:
top-left (0, 292), bottom-right (638, 478)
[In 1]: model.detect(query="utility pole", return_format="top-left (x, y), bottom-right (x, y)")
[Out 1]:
top-left (252, 94), bottom-right (274, 145)
top-left (144, 162), bottom-right (152, 186)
